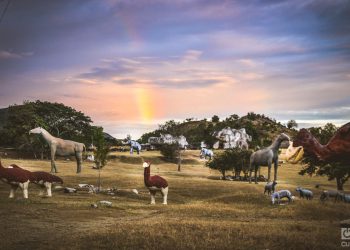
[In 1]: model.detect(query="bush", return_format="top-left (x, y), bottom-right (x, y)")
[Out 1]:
top-left (159, 143), bottom-right (179, 162)
top-left (206, 149), bottom-right (252, 179)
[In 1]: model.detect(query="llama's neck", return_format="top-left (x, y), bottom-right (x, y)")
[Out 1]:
top-left (144, 166), bottom-right (151, 186)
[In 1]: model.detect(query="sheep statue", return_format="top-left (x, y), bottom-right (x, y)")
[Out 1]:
top-left (337, 193), bottom-right (350, 203)
top-left (0, 160), bottom-right (31, 199)
top-left (295, 187), bottom-right (313, 200)
top-left (320, 190), bottom-right (341, 202)
top-left (142, 161), bottom-right (168, 205)
top-left (264, 181), bottom-right (277, 195)
top-left (271, 190), bottom-right (295, 205)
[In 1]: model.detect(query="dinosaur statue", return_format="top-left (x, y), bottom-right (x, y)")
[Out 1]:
top-left (293, 122), bottom-right (350, 163)
top-left (249, 133), bottom-right (290, 183)
top-left (29, 127), bottom-right (86, 173)
top-left (279, 141), bottom-right (304, 164)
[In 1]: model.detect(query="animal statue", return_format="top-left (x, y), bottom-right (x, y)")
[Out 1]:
top-left (279, 141), bottom-right (304, 164)
top-left (29, 127), bottom-right (86, 173)
top-left (249, 133), bottom-right (290, 183)
top-left (9, 164), bottom-right (63, 197)
top-left (295, 187), bottom-right (313, 200)
top-left (271, 190), bottom-right (294, 205)
top-left (320, 190), bottom-right (342, 202)
top-left (0, 160), bottom-right (31, 198)
top-left (200, 148), bottom-right (214, 160)
top-left (264, 181), bottom-right (277, 195)
top-left (293, 122), bottom-right (350, 163)
top-left (142, 161), bottom-right (168, 205)
top-left (125, 140), bottom-right (142, 155)
top-left (336, 193), bottom-right (350, 203)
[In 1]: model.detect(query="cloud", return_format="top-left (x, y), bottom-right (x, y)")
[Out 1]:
top-left (0, 50), bottom-right (33, 60)
top-left (182, 50), bottom-right (203, 62)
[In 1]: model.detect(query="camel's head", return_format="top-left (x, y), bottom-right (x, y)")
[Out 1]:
top-left (293, 129), bottom-right (312, 147)
top-left (143, 161), bottom-right (150, 168)
top-left (29, 127), bottom-right (44, 135)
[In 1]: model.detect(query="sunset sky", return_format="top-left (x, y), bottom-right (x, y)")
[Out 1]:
top-left (0, 0), bottom-right (349, 138)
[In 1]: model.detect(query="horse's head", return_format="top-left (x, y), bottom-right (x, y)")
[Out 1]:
top-left (29, 127), bottom-right (44, 135)
top-left (279, 133), bottom-right (290, 142)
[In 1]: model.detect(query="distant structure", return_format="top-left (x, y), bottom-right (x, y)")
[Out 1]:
top-left (213, 127), bottom-right (252, 149)
top-left (148, 134), bottom-right (189, 149)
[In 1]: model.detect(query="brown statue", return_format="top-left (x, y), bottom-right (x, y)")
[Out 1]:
top-left (293, 122), bottom-right (350, 163)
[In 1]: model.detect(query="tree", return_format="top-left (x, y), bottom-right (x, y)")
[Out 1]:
top-left (211, 115), bottom-right (220, 123)
top-left (287, 120), bottom-right (298, 129)
top-left (1, 101), bottom-right (94, 154)
top-left (159, 143), bottom-right (183, 171)
top-left (92, 126), bottom-right (110, 191)
top-left (206, 149), bottom-right (251, 179)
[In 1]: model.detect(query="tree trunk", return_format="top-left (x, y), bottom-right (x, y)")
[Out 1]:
top-left (222, 170), bottom-right (226, 180)
top-left (177, 149), bottom-right (181, 172)
top-left (336, 177), bottom-right (344, 191)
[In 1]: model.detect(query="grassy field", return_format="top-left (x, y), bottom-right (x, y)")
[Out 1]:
top-left (0, 150), bottom-right (349, 250)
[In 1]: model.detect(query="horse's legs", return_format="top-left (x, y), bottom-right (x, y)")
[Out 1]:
top-left (76, 151), bottom-right (82, 173)
top-left (130, 147), bottom-right (133, 155)
top-left (274, 160), bottom-right (278, 181)
top-left (249, 165), bottom-right (253, 183)
top-left (254, 166), bottom-right (258, 184)
top-left (50, 147), bottom-right (57, 173)
top-left (267, 162), bottom-right (271, 182)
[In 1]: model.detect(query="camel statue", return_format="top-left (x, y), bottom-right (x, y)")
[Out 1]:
top-left (249, 133), bottom-right (290, 183)
top-left (293, 122), bottom-right (350, 163)
top-left (29, 127), bottom-right (86, 173)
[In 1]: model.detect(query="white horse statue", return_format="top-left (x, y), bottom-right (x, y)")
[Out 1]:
top-left (29, 127), bottom-right (86, 173)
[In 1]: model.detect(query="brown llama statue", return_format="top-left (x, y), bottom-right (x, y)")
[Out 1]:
top-left (293, 122), bottom-right (350, 163)
top-left (0, 160), bottom-right (31, 198)
top-left (9, 164), bottom-right (63, 197)
top-left (143, 161), bottom-right (168, 205)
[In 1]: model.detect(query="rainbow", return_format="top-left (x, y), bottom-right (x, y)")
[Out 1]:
top-left (135, 88), bottom-right (154, 123)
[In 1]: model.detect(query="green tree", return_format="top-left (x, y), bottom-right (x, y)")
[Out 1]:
top-left (206, 149), bottom-right (252, 179)
top-left (287, 120), bottom-right (298, 129)
top-left (211, 115), bottom-right (220, 123)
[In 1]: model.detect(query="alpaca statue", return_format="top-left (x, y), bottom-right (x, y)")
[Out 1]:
top-left (142, 161), bottom-right (168, 205)
top-left (293, 122), bottom-right (350, 163)
top-left (9, 164), bottom-right (63, 197)
top-left (249, 133), bottom-right (290, 183)
top-left (29, 127), bottom-right (86, 173)
top-left (0, 160), bottom-right (31, 198)
top-left (200, 148), bottom-right (214, 160)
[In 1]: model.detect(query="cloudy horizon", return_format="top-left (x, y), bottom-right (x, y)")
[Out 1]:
top-left (1, 0), bottom-right (349, 139)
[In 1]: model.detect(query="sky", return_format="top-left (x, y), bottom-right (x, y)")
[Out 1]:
top-left (0, 0), bottom-right (349, 139)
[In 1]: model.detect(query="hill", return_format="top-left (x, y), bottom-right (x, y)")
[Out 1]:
top-left (139, 112), bottom-right (296, 148)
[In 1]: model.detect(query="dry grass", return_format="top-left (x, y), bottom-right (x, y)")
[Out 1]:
top-left (0, 150), bottom-right (349, 250)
